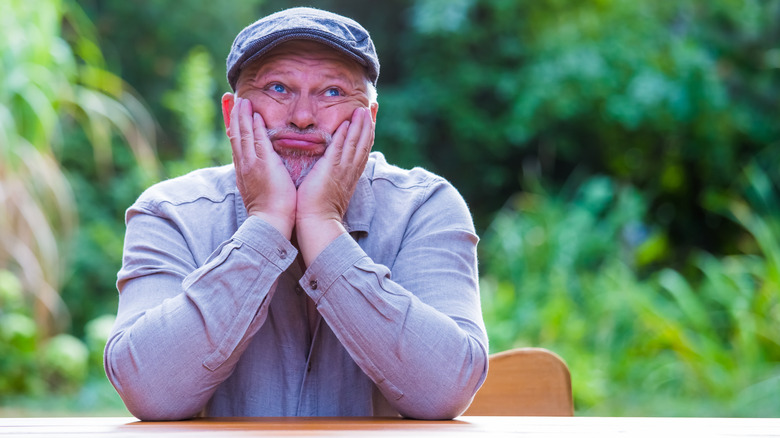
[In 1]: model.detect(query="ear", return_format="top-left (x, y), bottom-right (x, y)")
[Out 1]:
top-left (221, 92), bottom-right (236, 130)
top-left (369, 102), bottom-right (378, 123)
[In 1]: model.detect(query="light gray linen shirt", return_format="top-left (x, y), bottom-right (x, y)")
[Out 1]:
top-left (105, 152), bottom-right (488, 421)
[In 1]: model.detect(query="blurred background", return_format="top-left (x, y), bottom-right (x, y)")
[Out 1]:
top-left (1, 0), bottom-right (778, 417)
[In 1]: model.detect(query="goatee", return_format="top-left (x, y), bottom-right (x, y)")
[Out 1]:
top-left (266, 127), bottom-right (332, 187)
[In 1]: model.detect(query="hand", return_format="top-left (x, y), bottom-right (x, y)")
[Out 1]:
top-left (295, 107), bottom-right (375, 265)
top-left (228, 97), bottom-right (296, 238)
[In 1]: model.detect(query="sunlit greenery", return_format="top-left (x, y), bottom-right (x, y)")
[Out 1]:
top-left (0, 0), bottom-right (155, 414)
top-left (1, 0), bottom-right (778, 417)
top-left (480, 165), bottom-right (780, 416)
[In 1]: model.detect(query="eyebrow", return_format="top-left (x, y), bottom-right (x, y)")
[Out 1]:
top-left (256, 69), bottom-right (364, 92)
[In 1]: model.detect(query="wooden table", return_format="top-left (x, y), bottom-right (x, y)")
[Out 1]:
top-left (1, 416), bottom-right (779, 437)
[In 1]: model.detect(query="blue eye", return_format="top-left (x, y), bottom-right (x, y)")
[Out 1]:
top-left (271, 84), bottom-right (286, 93)
top-left (325, 88), bottom-right (342, 97)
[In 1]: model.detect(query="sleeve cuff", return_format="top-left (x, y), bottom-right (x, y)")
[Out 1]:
top-left (301, 233), bottom-right (366, 302)
top-left (233, 215), bottom-right (298, 270)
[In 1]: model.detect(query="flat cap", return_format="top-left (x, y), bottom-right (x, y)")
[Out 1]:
top-left (226, 7), bottom-right (379, 91)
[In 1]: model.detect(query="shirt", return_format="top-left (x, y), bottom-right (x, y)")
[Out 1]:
top-left (104, 151), bottom-right (488, 421)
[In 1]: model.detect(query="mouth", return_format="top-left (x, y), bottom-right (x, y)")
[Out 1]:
top-left (268, 129), bottom-right (330, 156)
top-left (275, 135), bottom-right (324, 151)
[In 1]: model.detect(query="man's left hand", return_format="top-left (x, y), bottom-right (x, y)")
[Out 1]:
top-left (295, 107), bottom-right (375, 266)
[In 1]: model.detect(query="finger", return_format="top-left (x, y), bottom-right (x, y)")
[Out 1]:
top-left (228, 98), bottom-right (244, 163)
top-left (238, 98), bottom-right (256, 162)
top-left (340, 107), bottom-right (367, 165)
top-left (353, 107), bottom-right (374, 166)
top-left (325, 119), bottom-right (350, 164)
top-left (252, 111), bottom-right (273, 159)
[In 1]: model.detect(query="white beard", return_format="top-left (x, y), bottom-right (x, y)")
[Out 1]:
top-left (267, 127), bottom-right (332, 187)
top-left (278, 152), bottom-right (320, 188)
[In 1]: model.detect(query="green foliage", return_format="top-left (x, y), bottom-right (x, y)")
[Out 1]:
top-left (2, 0), bottom-right (80, 335)
top-left (40, 334), bottom-right (89, 393)
top-left (0, 268), bottom-right (114, 401)
top-left (2, 0), bottom-right (779, 418)
top-left (57, 129), bottom-right (151, 336)
top-left (0, 0), bottom-right (158, 413)
top-left (78, 0), bottom-right (268, 160)
top-left (0, 270), bottom-right (41, 396)
top-left (480, 170), bottom-right (780, 416)
top-left (378, 0), bottom-right (780, 247)
top-left (84, 314), bottom-right (116, 371)
top-left (1, 0), bottom-right (159, 337)
top-left (162, 47), bottom-right (232, 176)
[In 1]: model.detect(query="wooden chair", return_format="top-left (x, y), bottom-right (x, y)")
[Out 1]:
top-left (464, 347), bottom-right (574, 416)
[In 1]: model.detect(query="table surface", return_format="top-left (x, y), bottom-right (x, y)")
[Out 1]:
top-left (1, 416), bottom-right (779, 437)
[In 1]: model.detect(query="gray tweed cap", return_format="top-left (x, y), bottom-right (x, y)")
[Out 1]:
top-left (226, 7), bottom-right (379, 91)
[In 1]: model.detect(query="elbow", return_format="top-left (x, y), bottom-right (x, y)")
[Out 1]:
top-left (125, 399), bottom-right (200, 422)
top-left (116, 390), bottom-right (197, 421)
top-left (397, 385), bottom-right (475, 420)
top-left (104, 335), bottom-right (202, 421)
top-left (399, 350), bottom-right (488, 420)
top-left (117, 381), bottom-right (201, 421)
top-left (106, 367), bottom-right (202, 421)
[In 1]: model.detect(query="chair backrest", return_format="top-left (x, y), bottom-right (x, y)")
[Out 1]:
top-left (464, 347), bottom-right (574, 416)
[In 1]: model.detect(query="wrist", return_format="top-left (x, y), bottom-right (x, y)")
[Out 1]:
top-left (295, 210), bottom-right (342, 229)
top-left (250, 211), bottom-right (294, 240)
top-left (295, 217), bottom-right (346, 267)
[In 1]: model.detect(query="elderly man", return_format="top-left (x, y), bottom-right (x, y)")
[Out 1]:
top-left (104, 7), bottom-right (488, 421)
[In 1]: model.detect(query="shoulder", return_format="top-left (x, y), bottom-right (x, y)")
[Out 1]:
top-left (132, 165), bottom-right (237, 214)
top-left (365, 152), bottom-right (474, 231)
top-left (365, 151), bottom-right (446, 191)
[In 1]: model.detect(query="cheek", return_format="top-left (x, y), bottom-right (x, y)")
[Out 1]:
top-left (249, 98), bottom-right (287, 127)
top-left (318, 106), bottom-right (360, 133)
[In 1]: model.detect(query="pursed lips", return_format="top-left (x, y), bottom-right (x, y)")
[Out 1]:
top-left (272, 132), bottom-right (328, 155)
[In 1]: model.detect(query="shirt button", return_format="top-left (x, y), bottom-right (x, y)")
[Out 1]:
top-left (277, 248), bottom-right (287, 259)
top-left (295, 285), bottom-right (303, 295)
top-left (309, 280), bottom-right (318, 290)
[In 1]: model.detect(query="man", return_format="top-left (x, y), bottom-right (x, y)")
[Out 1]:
top-left (104, 7), bottom-right (488, 421)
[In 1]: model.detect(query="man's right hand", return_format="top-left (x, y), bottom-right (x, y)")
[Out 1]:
top-left (228, 96), bottom-right (296, 239)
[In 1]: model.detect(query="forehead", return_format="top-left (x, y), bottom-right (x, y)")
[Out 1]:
top-left (241, 40), bottom-right (367, 83)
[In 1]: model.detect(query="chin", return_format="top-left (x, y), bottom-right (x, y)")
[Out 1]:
top-left (280, 154), bottom-right (320, 188)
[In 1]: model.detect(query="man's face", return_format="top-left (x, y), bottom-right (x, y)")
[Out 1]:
top-left (230, 40), bottom-right (377, 186)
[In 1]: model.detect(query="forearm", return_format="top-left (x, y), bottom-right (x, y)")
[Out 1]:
top-left (302, 234), bottom-right (488, 419)
top-left (105, 216), bottom-right (296, 420)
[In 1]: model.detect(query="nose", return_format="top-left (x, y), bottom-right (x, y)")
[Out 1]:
top-left (288, 94), bottom-right (316, 130)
